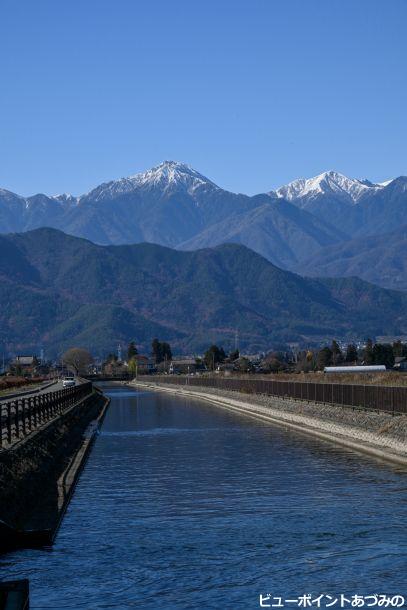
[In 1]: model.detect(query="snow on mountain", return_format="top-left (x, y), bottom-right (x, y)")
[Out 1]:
top-left (85, 161), bottom-right (219, 202)
top-left (51, 193), bottom-right (78, 204)
top-left (276, 170), bottom-right (384, 204)
top-left (0, 163), bottom-right (404, 279)
top-left (130, 160), bottom-right (218, 190)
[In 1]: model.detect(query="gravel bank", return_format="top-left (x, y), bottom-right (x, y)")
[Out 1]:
top-left (132, 381), bottom-right (407, 467)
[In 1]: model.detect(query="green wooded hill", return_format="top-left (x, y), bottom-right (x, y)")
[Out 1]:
top-left (1, 228), bottom-right (406, 355)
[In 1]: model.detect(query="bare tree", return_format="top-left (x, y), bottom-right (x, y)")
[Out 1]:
top-left (62, 347), bottom-right (93, 376)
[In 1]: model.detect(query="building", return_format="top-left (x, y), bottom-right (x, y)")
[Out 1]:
top-left (134, 355), bottom-right (155, 373)
top-left (169, 359), bottom-right (200, 374)
top-left (324, 365), bottom-right (386, 374)
top-left (15, 356), bottom-right (36, 367)
top-left (9, 356), bottom-right (38, 376)
top-left (394, 357), bottom-right (407, 371)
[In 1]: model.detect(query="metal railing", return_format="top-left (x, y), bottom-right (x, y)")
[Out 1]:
top-left (0, 382), bottom-right (93, 449)
top-left (146, 376), bottom-right (407, 415)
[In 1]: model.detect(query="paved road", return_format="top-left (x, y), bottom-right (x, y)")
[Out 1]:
top-left (0, 379), bottom-right (79, 405)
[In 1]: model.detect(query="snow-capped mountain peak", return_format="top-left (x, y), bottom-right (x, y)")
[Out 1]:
top-left (86, 161), bottom-right (219, 202)
top-left (276, 170), bottom-right (384, 203)
top-left (130, 160), bottom-right (217, 190)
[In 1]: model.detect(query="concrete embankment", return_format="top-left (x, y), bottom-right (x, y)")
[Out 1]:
top-left (132, 381), bottom-right (407, 467)
top-left (0, 387), bottom-right (110, 551)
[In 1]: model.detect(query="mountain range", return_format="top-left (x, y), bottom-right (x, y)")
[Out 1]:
top-left (1, 161), bottom-right (406, 288)
top-left (1, 228), bottom-right (406, 356)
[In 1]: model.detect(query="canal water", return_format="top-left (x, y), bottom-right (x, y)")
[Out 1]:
top-left (0, 387), bottom-right (406, 609)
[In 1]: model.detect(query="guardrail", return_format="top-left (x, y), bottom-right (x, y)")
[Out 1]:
top-left (146, 376), bottom-right (407, 415)
top-left (0, 382), bottom-right (93, 449)
top-left (0, 379), bottom-right (58, 401)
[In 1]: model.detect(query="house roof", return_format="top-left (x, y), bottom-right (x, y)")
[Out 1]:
top-left (15, 356), bottom-right (35, 365)
top-left (170, 359), bottom-right (197, 366)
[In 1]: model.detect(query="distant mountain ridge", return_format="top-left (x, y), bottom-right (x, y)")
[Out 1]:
top-left (275, 170), bottom-right (384, 203)
top-left (299, 225), bottom-right (407, 291)
top-left (0, 228), bottom-right (406, 356)
top-left (0, 161), bottom-right (406, 288)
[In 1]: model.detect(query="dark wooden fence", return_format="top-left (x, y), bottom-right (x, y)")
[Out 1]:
top-left (0, 382), bottom-right (93, 449)
top-left (147, 376), bottom-right (407, 415)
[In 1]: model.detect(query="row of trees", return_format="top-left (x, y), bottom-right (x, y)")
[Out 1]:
top-left (102, 339), bottom-right (173, 373)
top-left (151, 339), bottom-right (172, 364)
top-left (298, 339), bottom-right (407, 372)
top-left (61, 337), bottom-right (407, 376)
top-left (202, 345), bottom-right (245, 370)
top-left (105, 341), bottom-right (241, 370)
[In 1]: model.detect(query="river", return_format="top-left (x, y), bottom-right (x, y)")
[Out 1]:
top-left (0, 386), bottom-right (406, 609)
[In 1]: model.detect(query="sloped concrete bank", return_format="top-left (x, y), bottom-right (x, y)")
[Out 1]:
top-left (132, 381), bottom-right (407, 467)
top-left (0, 389), bottom-right (110, 552)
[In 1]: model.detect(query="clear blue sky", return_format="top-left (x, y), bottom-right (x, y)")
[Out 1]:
top-left (0, 0), bottom-right (406, 196)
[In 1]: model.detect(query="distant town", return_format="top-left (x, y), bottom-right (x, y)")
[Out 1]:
top-left (2, 337), bottom-right (407, 391)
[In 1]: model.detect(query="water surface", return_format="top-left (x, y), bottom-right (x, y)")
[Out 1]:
top-left (1, 387), bottom-right (406, 609)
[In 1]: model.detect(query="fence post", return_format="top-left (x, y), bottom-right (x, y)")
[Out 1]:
top-left (21, 398), bottom-right (26, 438)
top-left (15, 400), bottom-right (20, 440)
top-left (7, 404), bottom-right (12, 445)
top-left (0, 405), bottom-right (3, 449)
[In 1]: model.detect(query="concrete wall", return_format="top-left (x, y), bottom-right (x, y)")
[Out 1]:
top-left (0, 390), bottom-right (109, 551)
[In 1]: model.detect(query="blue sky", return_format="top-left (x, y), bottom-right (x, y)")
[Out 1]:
top-left (0, 0), bottom-right (406, 196)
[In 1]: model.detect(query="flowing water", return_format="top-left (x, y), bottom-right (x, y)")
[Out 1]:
top-left (0, 387), bottom-right (406, 609)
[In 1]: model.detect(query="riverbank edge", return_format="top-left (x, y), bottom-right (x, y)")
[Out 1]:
top-left (52, 389), bottom-right (111, 543)
top-left (132, 381), bottom-right (407, 467)
top-left (0, 389), bottom-right (110, 552)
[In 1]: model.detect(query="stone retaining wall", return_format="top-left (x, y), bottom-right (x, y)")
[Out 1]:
top-left (133, 381), bottom-right (407, 467)
top-left (0, 390), bottom-right (109, 551)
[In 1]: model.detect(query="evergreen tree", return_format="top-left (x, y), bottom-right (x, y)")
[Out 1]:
top-left (372, 343), bottom-right (394, 368)
top-left (204, 345), bottom-right (226, 370)
top-left (152, 338), bottom-right (162, 363)
top-left (151, 338), bottom-right (172, 364)
top-left (363, 339), bottom-right (374, 365)
top-left (331, 340), bottom-right (342, 365)
top-left (161, 342), bottom-right (172, 361)
top-left (127, 341), bottom-right (138, 360)
top-left (317, 346), bottom-right (333, 370)
top-left (345, 343), bottom-right (358, 363)
top-left (392, 340), bottom-right (407, 358)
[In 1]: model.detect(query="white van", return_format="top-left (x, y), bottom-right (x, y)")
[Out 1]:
top-left (62, 376), bottom-right (76, 388)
